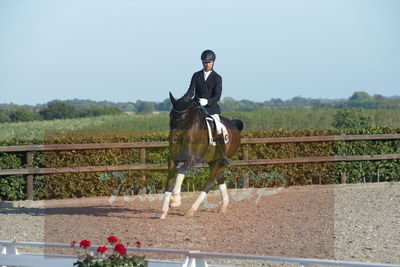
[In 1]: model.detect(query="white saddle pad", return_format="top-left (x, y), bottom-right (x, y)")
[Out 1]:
top-left (205, 117), bottom-right (229, 146)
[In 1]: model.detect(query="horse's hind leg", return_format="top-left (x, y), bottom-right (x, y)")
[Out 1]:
top-left (210, 164), bottom-right (230, 213)
top-left (218, 182), bottom-right (229, 213)
top-left (185, 162), bottom-right (226, 217)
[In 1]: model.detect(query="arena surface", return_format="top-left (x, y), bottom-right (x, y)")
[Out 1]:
top-left (1, 182), bottom-right (399, 265)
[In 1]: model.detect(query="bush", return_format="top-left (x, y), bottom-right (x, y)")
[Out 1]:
top-left (334, 127), bottom-right (400, 183)
top-left (9, 107), bottom-right (41, 122)
top-left (0, 152), bottom-right (26, 200)
top-left (40, 101), bottom-right (79, 120)
top-left (0, 128), bottom-right (399, 200)
top-left (79, 106), bottom-right (122, 117)
top-left (332, 108), bottom-right (373, 129)
top-left (0, 109), bottom-right (10, 123)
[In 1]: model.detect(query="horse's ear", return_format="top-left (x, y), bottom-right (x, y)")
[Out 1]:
top-left (169, 92), bottom-right (177, 107)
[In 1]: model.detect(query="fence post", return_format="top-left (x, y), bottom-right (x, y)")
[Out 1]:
top-left (340, 172), bottom-right (347, 184)
top-left (26, 151), bottom-right (34, 200)
top-left (139, 148), bottom-right (146, 164)
top-left (242, 149), bottom-right (249, 188)
top-left (1, 242), bottom-right (19, 255)
top-left (139, 148), bottom-right (146, 189)
top-left (377, 168), bottom-right (380, 183)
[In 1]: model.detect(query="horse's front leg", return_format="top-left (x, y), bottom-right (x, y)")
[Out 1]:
top-left (170, 172), bottom-right (185, 207)
top-left (155, 160), bottom-right (188, 219)
top-left (155, 159), bottom-right (176, 219)
top-left (169, 160), bottom-right (189, 207)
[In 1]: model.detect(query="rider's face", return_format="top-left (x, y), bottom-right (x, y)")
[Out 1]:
top-left (202, 61), bottom-right (214, 71)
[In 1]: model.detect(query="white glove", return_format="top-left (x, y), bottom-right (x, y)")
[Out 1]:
top-left (199, 98), bottom-right (208, 106)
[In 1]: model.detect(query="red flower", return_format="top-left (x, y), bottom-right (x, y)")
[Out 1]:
top-left (135, 241), bottom-right (141, 248)
top-left (97, 246), bottom-right (108, 254)
top-left (79, 240), bottom-right (91, 248)
top-left (114, 243), bottom-right (126, 255)
top-left (107, 236), bottom-right (118, 244)
top-left (71, 241), bottom-right (77, 245)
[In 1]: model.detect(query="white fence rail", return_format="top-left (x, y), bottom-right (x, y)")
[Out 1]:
top-left (1, 241), bottom-right (399, 267)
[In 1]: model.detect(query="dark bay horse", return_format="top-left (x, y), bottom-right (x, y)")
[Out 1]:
top-left (156, 93), bottom-right (243, 219)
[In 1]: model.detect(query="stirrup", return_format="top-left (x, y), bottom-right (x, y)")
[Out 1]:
top-left (220, 157), bottom-right (230, 167)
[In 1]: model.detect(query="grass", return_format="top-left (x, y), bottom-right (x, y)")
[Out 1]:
top-left (0, 113), bottom-right (169, 141)
top-left (1, 109), bottom-right (399, 141)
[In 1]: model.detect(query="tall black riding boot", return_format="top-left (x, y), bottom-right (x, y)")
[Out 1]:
top-left (216, 134), bottom-right (230, 167)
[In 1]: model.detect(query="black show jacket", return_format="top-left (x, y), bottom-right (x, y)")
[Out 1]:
top-left (182, 69), bottom-right (222, 115)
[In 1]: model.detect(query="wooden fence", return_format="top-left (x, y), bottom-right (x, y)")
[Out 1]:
top-left (0, 134), bottom-right (399, 199)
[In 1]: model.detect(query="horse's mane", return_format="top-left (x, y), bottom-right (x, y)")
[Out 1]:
top-left (170, 97), bottom-right (206, 131)
top-left (173, 97), bottom-right (197, 112)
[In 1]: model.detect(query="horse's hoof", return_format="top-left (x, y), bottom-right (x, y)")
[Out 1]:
top-left (170, 194), bottom-right (181, 207)
top-left (170, 201), bottom-right (181, 207)
top-left (154, 213), bottom-right (167, 219)
top-left (184, 208), bottom-right (195, 217)
top-left (219, 205), bottom-right (228, 213)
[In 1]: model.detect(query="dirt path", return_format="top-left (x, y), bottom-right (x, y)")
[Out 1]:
top-left (1, 182), bottom-right (399, 265)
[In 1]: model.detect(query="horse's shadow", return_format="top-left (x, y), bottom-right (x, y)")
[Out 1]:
top-left (1, 205), bottom-right (158, 219)
top-left (0, 206), bottom-right (44, 216)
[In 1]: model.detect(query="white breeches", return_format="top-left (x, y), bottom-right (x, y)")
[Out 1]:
top-left (210, 114), bottom-right (224, 135)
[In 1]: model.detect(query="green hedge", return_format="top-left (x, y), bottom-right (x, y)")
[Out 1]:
top-left (0, 128), bottom-right (399, 200)
top-left (0, 138), bottom-right (44, 200)
top-left (335, 127), bottom-right (400, 183)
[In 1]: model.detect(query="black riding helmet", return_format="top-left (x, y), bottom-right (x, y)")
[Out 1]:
top-left (201, 50), bottom-right (216, 62)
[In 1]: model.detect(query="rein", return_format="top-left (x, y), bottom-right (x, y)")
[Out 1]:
top-left (171, 107), bottom-right (188, 114)
top-left (171, 97), bottom-right (202, 114)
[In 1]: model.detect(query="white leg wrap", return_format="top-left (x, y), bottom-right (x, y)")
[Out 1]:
top-left (155, 192), bottom-right (172, 219)
top-left (219, 183), bottom-right (229, 213)
top-left (170, 173), bottom-right (184, 207)
top-left (172, 173), bottom-right (185, 195)
top-left (161, 192), bottom-right (172, 213)
top-left (219, 183), bottom-right (229, 203)
top-left (191, 191), bottom-right (207, 211)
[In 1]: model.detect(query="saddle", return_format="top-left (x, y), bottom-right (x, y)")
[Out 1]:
top-left (195, 106), bottom-right (229, 146)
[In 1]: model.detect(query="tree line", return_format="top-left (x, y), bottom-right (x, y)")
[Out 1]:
top-left (0, 91), bottom-right (399, 123)
top-left (0, 102), bottom-right (122, 122)
top-left (220, 91), bottom-right (400, 111)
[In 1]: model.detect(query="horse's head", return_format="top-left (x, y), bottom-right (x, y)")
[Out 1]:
top-left (168, 92), bottom-right (211, 166)
top-left (169, 92), bottom-right (201, 130)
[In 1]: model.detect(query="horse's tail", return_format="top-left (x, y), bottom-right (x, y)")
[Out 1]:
top-left (232, 119), bottom-right (244, 131)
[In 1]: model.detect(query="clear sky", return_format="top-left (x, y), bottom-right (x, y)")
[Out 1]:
top-left (1, 0), bottom-right (399, 105)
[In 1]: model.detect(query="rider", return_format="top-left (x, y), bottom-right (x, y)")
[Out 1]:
top-left (182, 49), bottom-right (230, 167)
